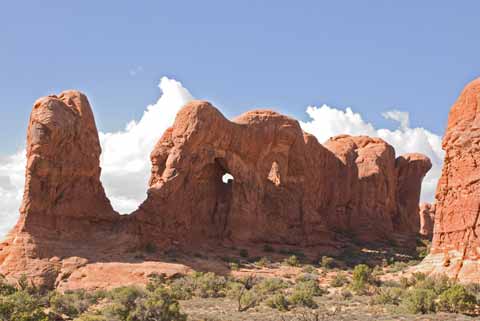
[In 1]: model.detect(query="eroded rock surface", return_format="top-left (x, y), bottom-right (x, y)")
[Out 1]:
top-left (0, 93), bottom-right (431, 289)
top-left (418, 78), bottom-right (480, 282)
top-left (419, 203), bottom-right (435, 238)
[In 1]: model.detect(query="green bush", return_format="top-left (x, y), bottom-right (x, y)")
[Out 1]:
top-left (370, 287), bottom-right (404, 305)
top-left (255, 257), bottom-right (271, 268)
top-left (168, 277), bottom-right (195, 300)
top-left (400, 288), bottom-right (436, 314)
top-left (229, 262), bottom-right (240, 271)
top-left (437, 284), bottom-right (477, 314)
top-left (192, 272), bottom-right (227, 298)
top-left (168, 272), bottom-right (228, 300)
top-left (288, 280), bottom-right (325, 308)
top-left (103, 286), bottom-right (146, 320)
top-left (351, 264), bottom-right (374, 292)
top-left (128, 287), bottom-right (187, 321)
top-left (284, 255), bottom-right (300, 267)
top-left (50, 289), bottom-right (97, 318)
top-left (146, 273), bottom-right (167, 292)
top-left (320, 256), bottom-right (336, 269)
top-left (0, 276), bottom-right (15, 296)
top-left (255, 278), bottom-right (288, 296)
top-left (387, 261), bottom-right (408, 273)
top-left (265, 293), bottom-right (289, 311)
top-left (339, 289), bottom-right (353, 300)
top-left (329, 273), bottom-right (348, 288)
top-left (237, 289), bottom-right (260, 312)
top-left (301, 265), bottom-right (317, 274)
top-left (0, 290), bottom-right (49, 321)
top-left (75, 314), bottom-right (108, 321)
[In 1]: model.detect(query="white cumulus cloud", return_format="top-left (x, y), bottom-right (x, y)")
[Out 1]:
top-left (99, 77), bottom-right (193, 213)
top-left (0, 78), bottom-right (443, 239)
top-left (300, 104), bottom-right (444, 202)
top-left (0, 151), bottom-right (26, 237)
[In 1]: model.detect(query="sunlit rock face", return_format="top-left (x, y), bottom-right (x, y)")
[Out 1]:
top-left (418, 78), bottom-right (480, 283)
top-left (419, 203), bottom-right (435, 238)
top-left (0, 94), bottom-right (430, 289)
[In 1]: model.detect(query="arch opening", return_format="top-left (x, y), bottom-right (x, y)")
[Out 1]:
top-left (222, 173), bottom-right (234, 184)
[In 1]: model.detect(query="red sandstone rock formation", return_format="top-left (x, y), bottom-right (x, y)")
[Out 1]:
top-left (419, 203), bottom-right (435, 238)
top-left (418, 78), bottom-right (480, 282)
top-left (0, 93), bottom-right (431, 288)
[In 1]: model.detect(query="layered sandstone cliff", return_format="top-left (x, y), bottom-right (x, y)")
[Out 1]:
top-left (0, 92), bottom-right (431, 288)
top-left (418, 78), bottom-right (480, 282)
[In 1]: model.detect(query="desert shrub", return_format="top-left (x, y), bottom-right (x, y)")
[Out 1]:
top-left (169, 272), bottom-right (227, 299)
top-left (329, 273), bottom-right (348, 288)
top-left (414, 275), bottom-right (453, 295)
top-left (239, 249), bottom-right (249, 258)
top-left (437, 284), bottom-right (477, 314)
top-left (0, 276), bottom-right (15, 296)
top-left (255, 278), bottom-right (289, 296)
top-left (237, 289), bottom-right (260, 312)
top-left (387, 261), bottom-right (408, 273)
top-left (372, 265), bottom-right (384, 277)
top-left (146, 273), bottom-right (167, 292)
top-left (75, 314), bottom-right (108, 321)
top-left (101, 286), bottom-right (187, 321)
top-left (103, 286), bottom-right (146, 320)
top-left (370, 287), bottom-right (404, 305)
top-left (301, 265), bottom-right (317, 274)
top-left (50, 289), bottom-right (98, 318)
top-left (399, 276), bottom-right (411, 289)
top-left (400, 288), bottom-right (436, 314)
top-left (411, 272), bottom-right (427, 283)
top-left (255, 257), bottom-right (271, 268)
top-left (0, 290), bottom-right (49, 321)
top-left (295, 273), bottom-right (318, 284)
top-left (288, 288), bottom-right (316, 308)
top-left (284, 255), bottom-right (300, 267)
top-left (350, 264), bottom-right (374, 293)
top-left (168, 277), bottom-right (195, 300)
top-left (288, 279), bottom-right (325, 308)
top-left (225, 281), bottom-right (244, 299)
top-left (320, 256), bottom-right (336, 269)
top-left (340, 288), bottom-right (353, 300)
top-left (265, 293), bottom-right (289, 311)
top-left (416, 239), bottom-right (431, 259)
top-left (229, 262), bottom-right (240, 271)
top-left (465, 282), bottom-right (480, 295)
top-left (381, 280), bottom-right (401, 288)
top-left (192, 272), bottom-right (227, 298)
top-left (128, 287), bottom-right (187, 321)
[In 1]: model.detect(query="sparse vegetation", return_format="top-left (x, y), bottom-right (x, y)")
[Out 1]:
top-left (319, 256), bottom-right (336, 269)
top-left (2, 249), bottom-right (480, 321)
top-left (329, 273), bottom-right (348, 288)
top-left (284, 255), bottom-right (301, 267)
top-left (350, 264), bottom-right (375, 293)
top-left (437, 284), bottom-right (477, 313)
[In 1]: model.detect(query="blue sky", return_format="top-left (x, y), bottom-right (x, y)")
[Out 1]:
top-left (1, 1), bottom-right (479, 236)
top-left (2, 1), bottom-right (480, 154)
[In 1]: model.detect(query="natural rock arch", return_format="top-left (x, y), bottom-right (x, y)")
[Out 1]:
top-left (0, 91), bottom-right (431, 288)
